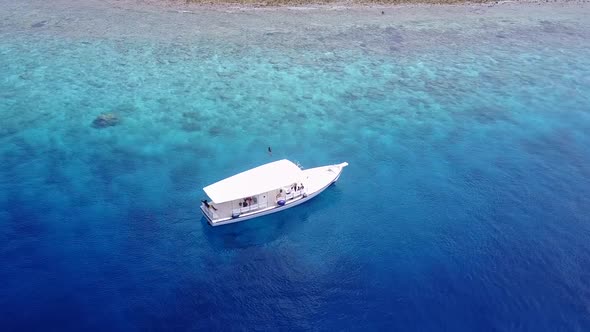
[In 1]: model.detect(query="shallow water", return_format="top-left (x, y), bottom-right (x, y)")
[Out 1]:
top-left (1, 1), bottom-right (590, 330)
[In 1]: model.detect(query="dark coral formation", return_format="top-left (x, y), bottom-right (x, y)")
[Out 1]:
top-left (31, 21), bottom-right (47, 28)
top-left (92, 113), bottom-right (120, 128)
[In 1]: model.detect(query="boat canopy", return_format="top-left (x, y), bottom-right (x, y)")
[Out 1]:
top-left (203, 159), bottom-right (302, 204)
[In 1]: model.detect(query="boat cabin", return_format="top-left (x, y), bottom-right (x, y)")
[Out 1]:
top-left (201, 160), bottom-right (307, 222)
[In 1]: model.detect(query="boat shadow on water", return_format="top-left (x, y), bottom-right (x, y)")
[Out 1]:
top-left (200, 185), bottom-right (344, 249)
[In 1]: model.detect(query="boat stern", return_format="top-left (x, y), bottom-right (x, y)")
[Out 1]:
top-left (200, 203), bottom-right (214, 224)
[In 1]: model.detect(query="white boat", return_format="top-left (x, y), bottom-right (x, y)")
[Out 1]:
top-left (200, 159), bottom-right (348, 226)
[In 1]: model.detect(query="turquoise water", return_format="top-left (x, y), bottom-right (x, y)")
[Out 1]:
top-left (1, 1), bottom-right (590, 330)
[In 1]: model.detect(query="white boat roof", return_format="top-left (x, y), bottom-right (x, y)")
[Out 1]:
top-left (203, 159), bottom-right (303, 203)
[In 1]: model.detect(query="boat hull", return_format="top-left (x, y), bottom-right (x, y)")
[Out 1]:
top-left (201, 162), bottom-right (347, 226)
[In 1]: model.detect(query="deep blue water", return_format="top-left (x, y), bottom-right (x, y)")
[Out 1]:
top-left (1, 1), bottom-right (590, 330)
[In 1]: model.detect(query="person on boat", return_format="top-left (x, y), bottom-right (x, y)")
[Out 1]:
top-left (202, 200), bottom-right (217, 211)
top-left (276, 190), bottom-right (287, 205)
top-left (268, 146), bottom-right (272, 156)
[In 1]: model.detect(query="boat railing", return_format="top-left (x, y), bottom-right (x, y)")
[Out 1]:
top-left (233, 189), bottom-right (304, 217)
top-left (237, 201), bottom-right (266, 215)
